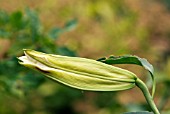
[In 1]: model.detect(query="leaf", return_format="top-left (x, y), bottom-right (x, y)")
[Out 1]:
top-left (25, 8), bottom-right (41, 42)
top-left (64, 19), bottom-right (77, 31)
top-left (10, 11), bottom-right (23, 30)
top-left (47, 19), bottom-right (78, 40)
top-left (48, 27), bottom-right (62, 39)
top-left (0, 29), bottom-right (11, 38)
top-left (123, 111), bottom-right (153, 114)
top-left (97, 55), bottom-right (155, 97)
top-left (0, 10), bottom-right (9, 25)
top-left (57, 46), bottom-right (77, 57)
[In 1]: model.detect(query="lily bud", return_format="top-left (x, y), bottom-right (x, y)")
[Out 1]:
top-left (18, 49), bottom-right (137, 91)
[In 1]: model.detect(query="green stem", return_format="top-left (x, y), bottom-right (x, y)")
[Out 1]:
top-left (135, 78), bottom-right (160, 114)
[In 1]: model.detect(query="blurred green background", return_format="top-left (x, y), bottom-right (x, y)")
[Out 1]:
top-left (0, 0), bottom-right (170, 114)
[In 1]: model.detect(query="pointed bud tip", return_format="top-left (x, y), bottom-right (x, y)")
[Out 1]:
top-left (23, 49), bottom-right (40, 57)
top-left (23, 49), bottom-right (33, 52)
top-left (23, 49), bottom-right (32, 56)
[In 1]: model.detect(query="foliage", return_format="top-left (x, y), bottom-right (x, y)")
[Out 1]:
top-left (0, 8), bottom-right (80, 114)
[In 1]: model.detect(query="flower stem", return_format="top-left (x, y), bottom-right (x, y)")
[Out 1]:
top-left (135, 78), bottom-right (160, 114)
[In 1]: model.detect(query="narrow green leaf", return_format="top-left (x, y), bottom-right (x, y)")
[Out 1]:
top-left (0, 29), bottom-right (11, 38)
top-left (10, 11), bottom-right (23, 30)
top-left (97, 55), bottom-right (155, 97)
top-left (25, 8), bottom-right (41, 42)
top-left (0, 10), bottom-right (9, 25)
top-left (64, 19), bottom-right (77, 31)
top-left (123, 111), bottom-right (153, 114)
top-left (47, 19), bottom-right (77, 39)
top-left (48, 27), bottom-right (62, 39)
top-left (57, 46), bottom-right (77, 57)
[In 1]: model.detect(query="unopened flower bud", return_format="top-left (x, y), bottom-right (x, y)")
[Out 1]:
top-left (18, 49), bottom-right (137, 91)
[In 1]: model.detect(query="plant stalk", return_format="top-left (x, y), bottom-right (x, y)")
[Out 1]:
top-left (135, 78), bottom-right (160, 114)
